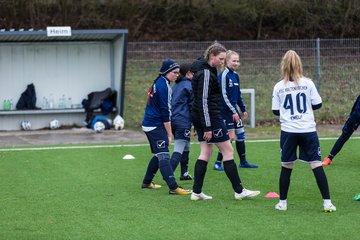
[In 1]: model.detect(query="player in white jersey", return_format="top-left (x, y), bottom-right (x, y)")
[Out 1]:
top-left (271, 50), bottom-right (336, 212)
top-left (272, 78), bottom-right (321, 133)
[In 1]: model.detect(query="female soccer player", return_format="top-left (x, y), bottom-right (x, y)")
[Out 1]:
top-left (141, 59), bottom-right (191, 195)
top-left (271, 50), bottom-right (336, 212)
top-left (213, 50), bottom-right (258, 171)
top-left (170, 63), bottom-right (195, 180)
top-left (190, 42), bottom-right (260, 200)
top-left (323, 94), bottom-right (360, 166)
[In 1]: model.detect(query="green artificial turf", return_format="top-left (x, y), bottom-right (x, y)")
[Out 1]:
top-left (0, 138), bottom-right (359, 239)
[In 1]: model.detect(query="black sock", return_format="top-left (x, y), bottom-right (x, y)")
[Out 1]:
top-left (180, 151), bottom-right (189, 175)
top-left (279, 166), bottom-right (292, 200)
top-left (312, 166), bottom-right (330, 199)
top-left (223, 160), bottom-right (243, 193)
top-left (159, 157), bottom-right (178, 190)
top-left (192, 159), bottom-right (208, 194)
top-left (215, 151), bottom-right (223, 164)
top-left (236, 141), bottom-right (246, 163)
top-left (143, 155), bottom-right (159, 184)
top-left (170, 152), bottom-right (182, 172)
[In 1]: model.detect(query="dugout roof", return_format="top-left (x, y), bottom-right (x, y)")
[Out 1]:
top-left (0, 29), bottom-right (128, 42)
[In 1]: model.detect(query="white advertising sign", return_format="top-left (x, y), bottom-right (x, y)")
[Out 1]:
top-left (46, 26), bottom-right (72, 37)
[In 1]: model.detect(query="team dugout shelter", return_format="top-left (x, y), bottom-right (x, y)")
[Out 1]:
top-left (0, 28), bottom-right (128, 130)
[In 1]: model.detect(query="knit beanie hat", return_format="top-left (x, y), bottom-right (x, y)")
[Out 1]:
top-left (159, 59), bottom-right (180, 75)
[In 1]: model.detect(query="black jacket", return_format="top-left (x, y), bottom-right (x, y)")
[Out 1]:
top-left (16, 83), bottom-right (37, 110)
top-left (191, 58), bottom-right (221, 131)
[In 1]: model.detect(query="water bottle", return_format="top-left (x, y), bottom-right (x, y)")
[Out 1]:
top-left (9, 99), bottom-right (14, 110)
top-left (4, 99), bottom-right (10, 111)
top-left (67, 97), bottom-right (72, 108)
top-left (49, 94), bottom-right (54, 109)
top-left (2, 99), bottom-right (5, 110)
top-left (42, 97), bottom-right (48, 109)
top-left (58, 94), bottom-right (66, 108)
top-left (6, 99), bottom-right (10, 111)
top-left (62, 94), bottom-right (66, 108)
top-left (58, 96), bottom-right (62, 108)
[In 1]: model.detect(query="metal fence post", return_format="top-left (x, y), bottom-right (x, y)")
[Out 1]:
top-left (240, 89), bottom-right (255, 128)
top-left (316, 38), bottom-right (321, 91)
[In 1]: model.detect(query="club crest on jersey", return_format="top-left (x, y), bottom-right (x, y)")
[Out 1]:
top-left (213, 128), bottom-right (223, 138)
top-left (156, 140), bottom-right (166, 149)
top-left (228, 79), bottom-right (233, 87)
top-left (184, 129), bottom-right (191, 137)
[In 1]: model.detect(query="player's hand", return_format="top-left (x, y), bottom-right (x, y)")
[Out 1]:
top-left (232, 113), bottom-right (240, 122)
top-left (242, 112), bottom-right (248, 120)
top-left (203, 131), bottom-right (212, 141)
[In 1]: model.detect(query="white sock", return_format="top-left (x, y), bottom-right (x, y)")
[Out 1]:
top-left (323, 199), bottom-right (332, 205)
top-left (280, 199), bottom-right (287, 205)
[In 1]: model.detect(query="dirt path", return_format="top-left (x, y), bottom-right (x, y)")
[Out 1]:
top-left (0, 124), bottom-right (358, 147)
top-left (0, 128), bottom-right (147, 147)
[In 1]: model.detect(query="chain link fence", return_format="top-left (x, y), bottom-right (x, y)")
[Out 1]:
top-left (126, 39), bottom-right (360, 126)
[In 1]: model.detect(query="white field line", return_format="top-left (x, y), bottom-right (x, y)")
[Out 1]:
top-left (0, 136), bottom-right (359, 152)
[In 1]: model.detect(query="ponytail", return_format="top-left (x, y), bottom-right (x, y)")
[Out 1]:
top-left (203, 42), bottom-right (227, 61)
top-left (146, 78), bottom-right (158, 104)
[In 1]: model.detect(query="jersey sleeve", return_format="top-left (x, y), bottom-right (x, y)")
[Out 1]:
top-left (186, 81), bottom-right (194, 113)
top-left (201, 69), bottom-right (212, 130)
top-left (193, 69), bottom-right (212, 131)
top-left (271, 83), bottom-right (280, 111)
top-left (220, 70), bottom-right (237, 114)
top-left (309, 80), bottom-right (322, 105)
top-left (237, 90), bottom-right (246, 113)
top-left (236, 74), bottom-right (246, 112)
top-left (157, 80), bottom-right (171, 122)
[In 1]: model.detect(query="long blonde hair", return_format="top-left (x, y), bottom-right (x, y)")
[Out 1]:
top-left (281, 50), bottom-right (303, 85)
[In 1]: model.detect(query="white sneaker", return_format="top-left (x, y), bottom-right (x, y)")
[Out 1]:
top-left (191, 192), bottom-right (213, 201)
top-left (234, 188), bottom-right (260, 200)
top-left (324, 202), bottom-right (336, 212)
top-left (275, 202), bottom-right (287, 211)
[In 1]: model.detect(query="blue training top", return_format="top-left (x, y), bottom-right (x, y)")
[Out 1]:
top-left (142, 76), bottom-right (172, 127)
top-left (171, 77), bottom-right (193, 129)
top-left (218, 66), bottom-right (246, 114)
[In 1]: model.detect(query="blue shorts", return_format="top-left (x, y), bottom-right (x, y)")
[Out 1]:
top-left (280, 131), bottom-right (321, 163)
top-left (144, 126), bottom-right (169, 154)
top-left (193, 117), bottom-right (229, 143)
top-left (172, 127), bottom-right (191, 141)
top-left (223, 110), bottom-right (244, 131)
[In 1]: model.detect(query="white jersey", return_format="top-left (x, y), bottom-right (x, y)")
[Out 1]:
top-left (272, 77), bottom-right (322, 133)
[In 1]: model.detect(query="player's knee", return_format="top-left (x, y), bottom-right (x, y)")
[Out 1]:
top-left (174, 139), bottom-right (187, 153)
top-left (281, 162), bottom-right (294, 169)
top-left (199, 150), bottom-right (212, 160)
top-left (157, 152), bottom-right (170, 162)
top-left (310, 162), bottom-right (322, 169)
top-left (184, 141), bottom-right (191, 152)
